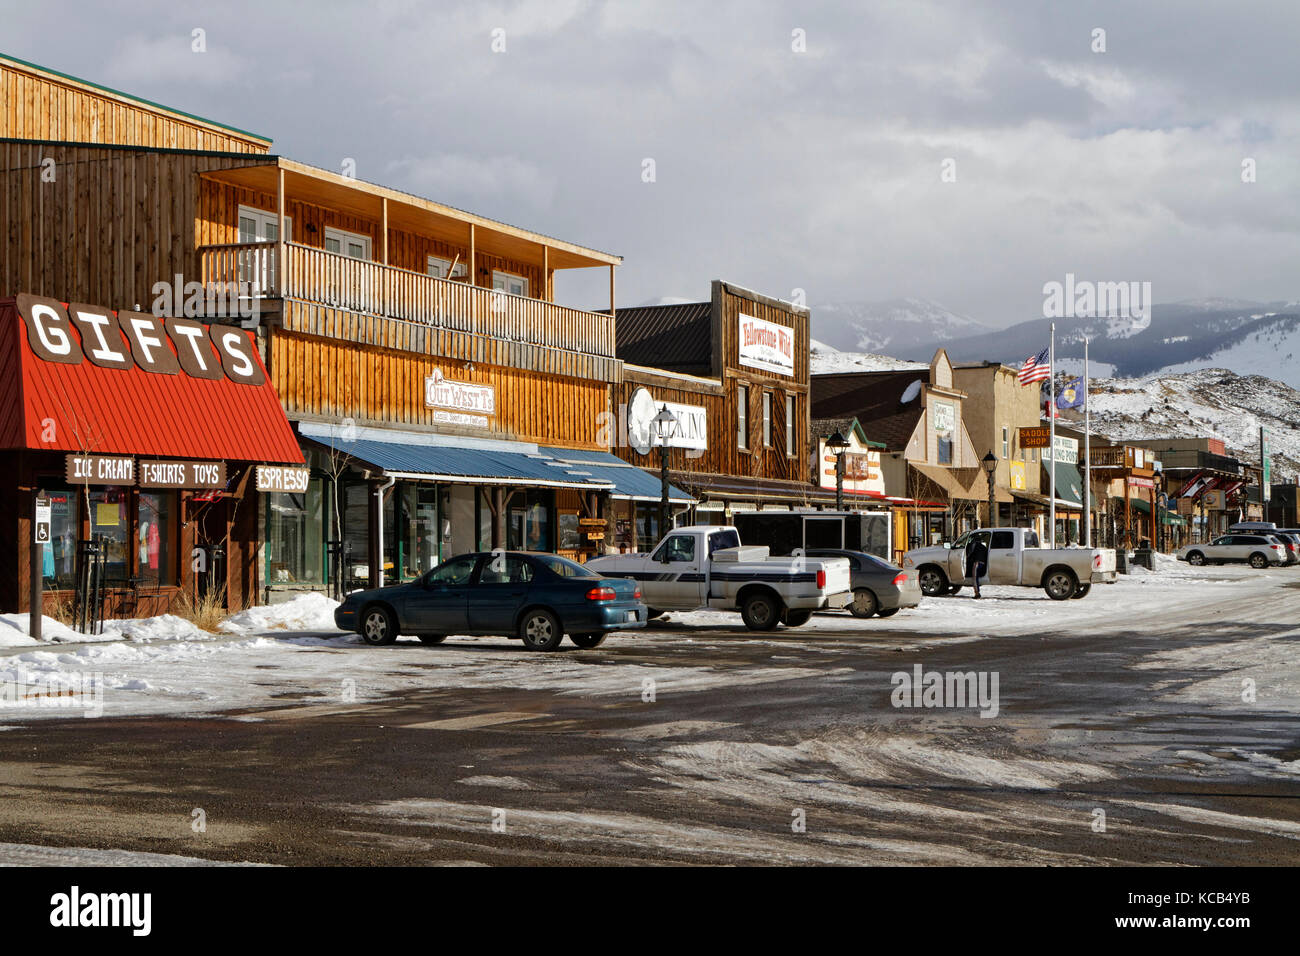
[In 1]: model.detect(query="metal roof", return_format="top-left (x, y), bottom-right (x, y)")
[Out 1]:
top-left (0, 302), bottom-right (301, 462)
top-left (610, 302), bottom-right (713, 374)
top-left (812, 370), bottom-right (929, 452)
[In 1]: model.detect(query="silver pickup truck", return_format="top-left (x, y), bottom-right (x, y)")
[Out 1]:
top-left (903, 527), bottom-right (1117, 600)
top-left (585, 525), bottom-right (852, 630)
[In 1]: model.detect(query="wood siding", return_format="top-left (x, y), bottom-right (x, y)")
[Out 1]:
top-left (280, 299), bottom-right (621, 383)
top-left (1, 56), bottom-right (270, 153)
top-left (271, 328), bottom-right (609, 451)
top-left (611, 282), bottom-right (810, 486)
top-left (0, 142), bottom-right (265, 308)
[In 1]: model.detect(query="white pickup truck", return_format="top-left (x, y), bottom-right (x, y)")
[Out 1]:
top-left (903, 527), bottom-right (1117, 600)
top-left (585, 525), bottom-right (853, 630)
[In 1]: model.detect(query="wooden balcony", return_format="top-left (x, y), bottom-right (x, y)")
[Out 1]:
top-left (200, 241), bottom-right (616, 359)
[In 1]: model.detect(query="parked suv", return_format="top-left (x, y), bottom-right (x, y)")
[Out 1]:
top-left (1268, 532), bottom-right (1300, 566)
top-left (1177, 535), bottom-right (1286, 568)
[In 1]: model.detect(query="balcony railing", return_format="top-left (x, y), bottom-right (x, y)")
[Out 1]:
top-left (199, 241), bottom-right (616, 358)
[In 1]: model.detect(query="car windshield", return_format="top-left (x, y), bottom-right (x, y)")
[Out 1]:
top-left (535, 554), bottom-right (599, 578)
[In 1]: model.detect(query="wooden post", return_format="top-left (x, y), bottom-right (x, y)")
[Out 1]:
top-left (542, 245), bottom-right (549, 301)
top-left (29, 490), bottom-right (43, 639)
top-left (608, 264), bottom-right (616, 321)
top-left (276, 166), bottom-right (286, 295)
top-left (468, 224), bottom-right (476, 286)
top-left (381, 197), bottom-right (389, 265)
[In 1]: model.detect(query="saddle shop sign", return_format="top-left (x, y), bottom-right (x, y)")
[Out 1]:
top-left (16, 294), bottom-right (265, 385)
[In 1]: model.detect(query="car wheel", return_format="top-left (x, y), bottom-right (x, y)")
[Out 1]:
top-left (1070, 583), bottom-right (1092, 599)
top-left (1186, 551), bottom-right (1205, 566)
top-left (876, 607), bottom-right (900, 617)
top-left (740, 592), bottom-right (781, 631)
top-left (918, 567), bottom-right (949, 598)
top-left (849, 588), bottom-right (878, 618)
top-left (570, 632), bottom-right (607, 649)
top-left (417, 634), bottom-right (446, 645)
top-left (1249, 553), bottom-right (1269, 569)
top-left (520, 609), bottom-right (564, 651)
top-left (360, 605), bottom-right (398, 646)
top-left (782, 609), bottom-right (813, 627)
top-left (1044, 570), bottom-right (1077, 601)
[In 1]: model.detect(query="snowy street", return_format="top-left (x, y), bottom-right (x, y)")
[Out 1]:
top-left (1, 557), bottom-right (1297, 866)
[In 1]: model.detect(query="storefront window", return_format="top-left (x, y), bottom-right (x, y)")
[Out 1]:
top-left (343, 482), bottom-right (370, 588)
top-left (89, 488), bottom-right (130, 583)
top-left (137, 492), bottom-right (175, 586)
top-left (266, 480), bottom-right (325, 584)
top-left (40, 488), bottom-right (79, 590)
top-left (508, 491), bottom-right (553, 552)
top-left (635, 503), bottom-right (661, 552)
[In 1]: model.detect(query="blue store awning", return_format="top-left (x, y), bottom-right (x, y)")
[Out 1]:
top-left (297, 424), bottom-right (692, 501)
top-left (540, 447), bottom-right (694, 503)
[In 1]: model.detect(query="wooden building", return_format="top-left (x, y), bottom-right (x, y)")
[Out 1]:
top-left (607, 281), bottom-right (840, 550)
top-left (1, 54), bottom-right (685, 612)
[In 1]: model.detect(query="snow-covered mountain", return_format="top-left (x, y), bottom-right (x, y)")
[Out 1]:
top-left (1085, 368), bottom-right (1300, 480)
top-left (906, 301), bottom-right (1300, 389)
top-left (813, 298), bottom-right (990, 356)
top-left (810, 339), bottom-right (928, 374)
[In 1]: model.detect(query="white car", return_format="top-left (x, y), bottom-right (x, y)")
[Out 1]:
top-left (1177, 534), bottom-right (1286, 568)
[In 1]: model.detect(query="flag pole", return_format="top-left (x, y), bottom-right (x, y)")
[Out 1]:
top-left (1083, 336), bottom-right (1091, 548)
top-left (1049, 323), bottom-right (1056, 544)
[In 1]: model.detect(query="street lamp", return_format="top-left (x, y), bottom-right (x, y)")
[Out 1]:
top-left (653, 404), bottom-right (678, 537)
top-left (981, 450), bottom-right (998, 529)
top-left (826, 430), bottom-right (850, 511)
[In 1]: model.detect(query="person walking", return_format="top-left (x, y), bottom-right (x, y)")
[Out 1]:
top-left (965, 533), bottom-right (989, 599)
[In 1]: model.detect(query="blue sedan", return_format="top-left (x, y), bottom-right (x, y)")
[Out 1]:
top-left (334, 551), bottom-right (646, 651)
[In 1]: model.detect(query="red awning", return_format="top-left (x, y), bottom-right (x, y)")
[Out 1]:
top-left (0, 299), bottom-right (301, 463)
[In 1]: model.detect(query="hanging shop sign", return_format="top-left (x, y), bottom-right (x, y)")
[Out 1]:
top-left (17, 294), bottom-right (265, 385)
top-left (255, 465), bottom-right (311, 493)
top-left (138, 459), bottom-right (227, 489)
top-left (737, 313), bottom-right (794, 377)
top-left (424, 369), bottom-right (495, 430)
top-left (1019, 426), bottom-right (1050, 449)
top-left (1052, 435), bottom-right (1079, 464)
top-left (65, 454), bottom-right (136, 485)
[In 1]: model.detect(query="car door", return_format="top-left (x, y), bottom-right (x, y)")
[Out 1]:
top-left (961, 531), bottom-right (992, 584)
top-left (468, 554), bottom-right (535, 634)
top-left (650, 533), bottom-right (704, 606)
top-left (985, 530), bottom-right (1019, 584)
top-left (1210, 535), bottom-right (1238, 562)
top-left (405, 554), bottom-right (479, 634)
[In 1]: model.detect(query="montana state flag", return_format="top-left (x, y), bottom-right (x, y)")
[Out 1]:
top-left (1056, 376), bottom-right (1085, 410)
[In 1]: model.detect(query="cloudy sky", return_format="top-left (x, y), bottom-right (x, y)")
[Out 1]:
top-left (7, 0), bottom-right (1299, 327)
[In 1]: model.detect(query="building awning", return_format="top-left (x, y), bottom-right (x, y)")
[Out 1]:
top-left (1, 300), bottom-right (301, 463)
top-left (299, 423), bottom-right (688, 497)
top-left (910, 463), bottom-right (1010, 503)
top-left (1042, 460), bottom-right (1084, 507)
top-left (539, 448), bottom-right (693, 503)
top-left (665, 470), bottom-right (889, 509)
top-left (1011, 489), bottom-right (1084, 512)
top-left (1129, 496), bottom-right (1187, 525)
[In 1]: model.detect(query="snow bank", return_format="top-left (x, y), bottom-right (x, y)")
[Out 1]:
top-left (220, 593), bottom-right (342, 635)
top-left (0, 614), bottom-right (95, 646)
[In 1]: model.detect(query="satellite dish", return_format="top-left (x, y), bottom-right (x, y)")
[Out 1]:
top-left (900, 379), bottom-right (923, 404)
top-left (626, 387), bottom-right (658, 455)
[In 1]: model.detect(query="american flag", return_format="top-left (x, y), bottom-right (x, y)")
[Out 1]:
top-left (1018, 346), bottom-right (1051, 385)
